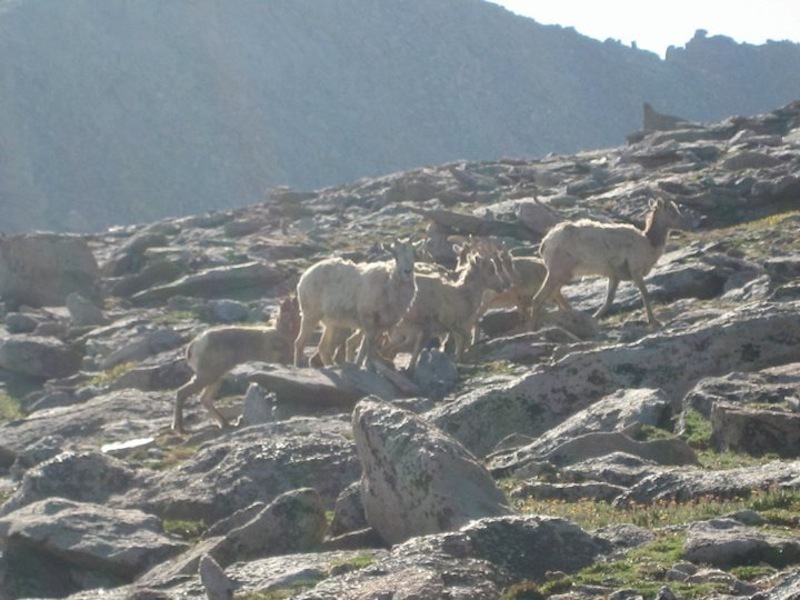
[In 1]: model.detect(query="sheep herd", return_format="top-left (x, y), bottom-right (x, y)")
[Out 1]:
top-left (172, 198), bottom-right (687, 432)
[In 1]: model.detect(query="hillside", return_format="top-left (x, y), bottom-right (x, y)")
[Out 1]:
top-left (0, 99), bottom-right (798, 598)
top-left (1, 0), bottom-right (800, 232)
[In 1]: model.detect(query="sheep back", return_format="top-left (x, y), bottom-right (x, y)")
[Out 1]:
top-left (297, 257), bottom-right (415, 331)
top-left (186, 326), bottom-right (288, 377)
top-left (540, 219), bottom-right (659, 280)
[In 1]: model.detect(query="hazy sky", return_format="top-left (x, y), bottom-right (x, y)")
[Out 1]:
top-left (489, 1), bottom-right (800, 57)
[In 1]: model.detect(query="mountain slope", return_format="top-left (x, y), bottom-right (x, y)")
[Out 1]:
top-left (1, 0), bottom-right (799, 232)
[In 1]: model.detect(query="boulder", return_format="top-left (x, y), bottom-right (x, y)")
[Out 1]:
top-left (0, 451), bottom-right (140, 517)
top-left (329, 482), bottom-right (367, 537)
top-left (238, 383), bottom-right (276, 427)
top-left (66, 292), bottom-right (107, 326)
top-left (0, 390), bottom-right (174, 463)
top-left (0, 233), bottom-right (100, 309)
top-left (432, 301), bottom-right (800, 457)
top-left (613, 460), bottom-right (800, 508)
top-left (509, 480), bottom-right (627, 503)
top-left (129, 420), bottom-right (360, 523)
top-left (225, 488), bottom-right (327, 559)
top-left (199, 554), bottom-right (234, 600)
top-left (131, 261), bottom-right (285, 303)
top-left (351, 397), bottom-right (512, 545)
top-left (681, 363), bottom-right (800, 419)
top-left (96, 326), bottom-right (184, 370)
top-left (0, 334), bottom-right (82, 378)
top-left (561, 452), bottom-right (668, 488)
top-left (711, 402), bottom-right (800, 458)
top-left (307, 516), bottom-right (609, 598)
top-left (485, 387), bottom-right (673, 475)
top-left (225, 362), bottom-right (402, 412)
top-left (0, 498), bottom-right (187, 580)
top-left (683, 518), bottom-right (800, 569)
top-left (542, 431), bottom-right (697, 468)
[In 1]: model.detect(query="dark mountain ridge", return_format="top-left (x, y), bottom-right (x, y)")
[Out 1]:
top-left (1, 0), bottom-right (799, 232)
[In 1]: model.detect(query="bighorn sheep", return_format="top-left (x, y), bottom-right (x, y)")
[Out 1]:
top-left (530, 198), bottom-right (686, 326)
top-left (485, 256), bottom-right (571, 317)
top-left (293, 239), bottom-right (416, 368)
top-left (453, 238), bottom-right (570, 341)
top-left (387, 250), bottom-right (511, 372)
top-left (171, 296), bottom-right (299, 433)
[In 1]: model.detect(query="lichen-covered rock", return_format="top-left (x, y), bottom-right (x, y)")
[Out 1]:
top-left (305, 515), bottom-right (608, 599)
top-left (485, 387), bottom-right (672, 475)
top-left (432, 301), bottom-right (800, 457)
top-left (129, 420), bottom-right (360, 524)
top-left (0, 451), bottom-right (140, 517)
top-left (613, 460), bottom-right (800, 508)
top-left (711, 402), bottom-right (800, 458)
top-left (0, 498), bottom-right (187, 584)
top-left (681, 362), bottom-right (800, 419)
top-left (226, 488), bottom-right (327, 559)
top-left (683, 518), bottom-right (800, 569)
top-left (352, 397), bottom-right (512, 545)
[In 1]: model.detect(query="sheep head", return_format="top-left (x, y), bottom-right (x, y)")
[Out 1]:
top-left (649, 197), bottom-right (689, 231)
top-left (385, 238), bottom-right (416, 281)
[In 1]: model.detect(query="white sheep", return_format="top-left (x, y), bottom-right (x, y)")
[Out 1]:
top-left (386, 250), bottom-right (511, 372)
top-left (530, 198), bottom-right (687, 326)
top-left (293, 239), bottom-right (416, 368)
top-left (171, 296), bottom-right (299, 433)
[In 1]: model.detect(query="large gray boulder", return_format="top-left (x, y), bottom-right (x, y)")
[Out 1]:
top-left (613, 460), bottom-right (800, 508)
top-left (306, 515), bottom-right (609, 599)
top-left (131, 261), bottom-right (285, 303)
top-left (0, 233), bottom-right (100, 309)
top-left (0, 335), bottom-right (82, 378)
top-left (0, 390), bottom-right (174, 466)
top-left (0, 498), bottom-right (187, 583)
top-left (225, 488), bottom-right (327, 559)
top-left (129, 420), bottom-right (360, 524)
top-left (486, 387), bottom-right (673, 474)
top-left (432, 301), bottom-right (800, 457)
top-left (352, 397), bottom-right (512, 545)
top-left (0, 451), bottom-right (140, 517)
top-left (683, 518), bottom-right (800, 569)
top-left (711, 402), bottom-right (800, 458)
top-left (138, 488), bottom-right (328, 589)
top-left (682, 362), bottom-right (800, 419)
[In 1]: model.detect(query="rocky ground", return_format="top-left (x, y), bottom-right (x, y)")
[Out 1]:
top-left (0, 102), bottom-right (799, 599)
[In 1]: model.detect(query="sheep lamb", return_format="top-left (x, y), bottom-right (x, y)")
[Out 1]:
top-left (530, 198), bottom-right (687, 327)
top-left (386, 250), bottom-right (511, 373)
top-left (171, 296), bottom-right (299, 433)
top-left (293, 239), bottom-right (416, 368)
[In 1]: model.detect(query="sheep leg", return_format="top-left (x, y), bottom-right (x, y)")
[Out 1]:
top-left (553, 289), bottom-right (572, 311)
top-left (318, 325), bottom-right (339, 366)
top-left (293, 315), bottom-right (319, 367)
top-left (199, 379), bottom-right (228, 429)
top-left (172, 375), bottom-right (207, 433)
top-left (594, 276), bottom-right (620, 319)
top-left (452, 330), bottom-right (469, 361)
top-left (634, 276), bottom-right (659, 325)
top-left (344, 330), bottom-right (363, 363)
top-left (529, 272), bottom-right (560, 329)
top-left (354, 327), bottom-right (375, 367)
top-left (407, 329), bottom-right (426, 375)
